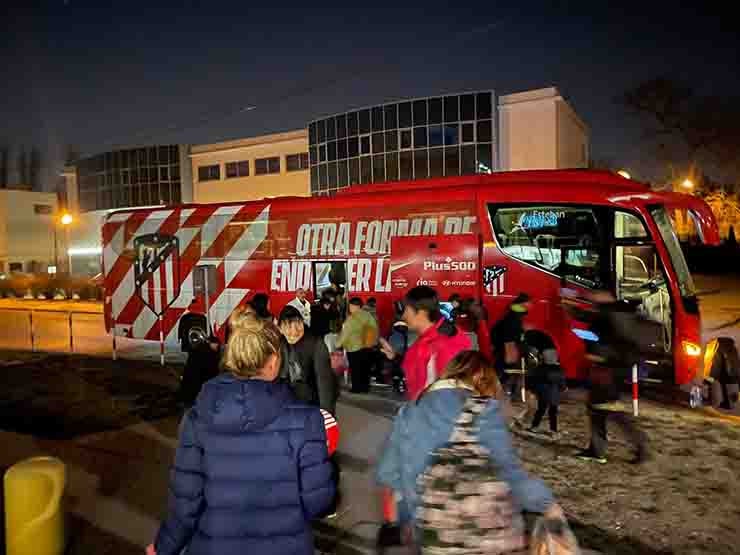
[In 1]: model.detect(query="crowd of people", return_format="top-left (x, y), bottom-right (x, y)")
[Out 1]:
top-left (154, 282), bottom-right (656, 554)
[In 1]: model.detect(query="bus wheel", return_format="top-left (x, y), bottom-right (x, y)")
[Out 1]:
top-left (708, 380), bottom-right (724, 409)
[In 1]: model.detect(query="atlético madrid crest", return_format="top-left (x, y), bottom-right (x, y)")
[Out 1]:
top-left (134, 233), bottom-right (180, 317)
top-left (483, 265), bottom-right (507, 296)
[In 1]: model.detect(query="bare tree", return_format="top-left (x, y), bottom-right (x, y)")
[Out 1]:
top-left (17, 148), bottom-right (29, 185)
top-left (620, 78), bottom-right (740, 180)
top-left (0, 144), bottom-right (8, 188)
top-left (64, 144), bottom-right (80, 165)
top-left (30, 146), bottom-right (41, 190)
top-left (588, 158), bottom-right (618, 172)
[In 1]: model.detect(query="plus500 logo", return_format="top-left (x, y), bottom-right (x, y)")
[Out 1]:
top-left (423, 258), bottom-right (477, 272)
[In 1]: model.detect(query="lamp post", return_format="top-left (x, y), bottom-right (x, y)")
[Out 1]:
top-left (60, 213), bottom-right (73, 275)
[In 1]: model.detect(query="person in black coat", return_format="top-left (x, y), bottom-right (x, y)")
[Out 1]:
top-left (310, 292), bottom-right (340, 338)
top-left (565, 290), bottom-right (650, 464)
top-left (176, 300), bottom-right (221, 408)
top-left (527, 347), bottom-right (564, 437)
top-left (278, 305), bottom-right (340, 415)
top-left (491, 293), bottom-right (531, 397)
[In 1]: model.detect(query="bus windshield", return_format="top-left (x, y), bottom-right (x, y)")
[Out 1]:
top-left (649, 205), bottom-right (696, 298)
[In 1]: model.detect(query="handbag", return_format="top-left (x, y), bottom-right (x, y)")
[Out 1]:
top-left (530, 516), bottom-right (581, 555)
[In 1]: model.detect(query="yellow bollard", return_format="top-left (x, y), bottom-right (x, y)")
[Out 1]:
top-left (3, 457), bottom-right (66, 555)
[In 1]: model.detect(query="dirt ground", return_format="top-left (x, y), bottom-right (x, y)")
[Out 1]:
top-left (511, 398), bottom-right (740, 555)
top-left (1, 351), bottom-right (739, 554)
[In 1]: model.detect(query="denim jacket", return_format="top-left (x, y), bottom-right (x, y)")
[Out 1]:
top-left (375, 381), bottom-right (554, 522)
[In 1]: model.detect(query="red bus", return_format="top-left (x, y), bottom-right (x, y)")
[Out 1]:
top-left (102, 169), bottom-right (719, 391)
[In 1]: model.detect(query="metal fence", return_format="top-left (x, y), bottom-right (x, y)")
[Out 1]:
top-left (0, 307), bottom-right (185, 365)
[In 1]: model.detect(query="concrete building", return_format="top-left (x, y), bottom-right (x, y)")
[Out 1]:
top-left (67, 144), bottom-right (192, 214)
top-left (0, 189), bottom-right (60, 275)
top-left (191, 130), bottom-right (309, 203)
top-left (189, 87), bottom-right (587, 202)
top-left (306, 87), bottom-right (588, 195)
top-left (498, 87), bottom-right (589, 171)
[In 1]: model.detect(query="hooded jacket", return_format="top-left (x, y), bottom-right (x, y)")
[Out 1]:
top-left (154, 376), bottom-right (335, 555)
top-left (376, 383), bottom-right (554, 523)
top-left (401, 319), bottom-right (471, 400)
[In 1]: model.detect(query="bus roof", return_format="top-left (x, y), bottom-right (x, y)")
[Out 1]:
top-left (104, 169), bottom-right (651, 218)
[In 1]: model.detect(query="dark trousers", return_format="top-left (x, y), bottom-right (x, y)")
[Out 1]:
top-left (589, 407), bottom-right (647, 459)
top-left (532, 398), bottom-right (558, 432)
top-left (347, 348), bottom-right (373, 393)
top-left (179, 351), bottom-right (219, 408)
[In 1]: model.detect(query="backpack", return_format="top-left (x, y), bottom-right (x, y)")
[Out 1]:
top-left (416, 396), bottom-right (527, 554)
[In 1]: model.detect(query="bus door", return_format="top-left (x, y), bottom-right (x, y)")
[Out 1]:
top-left (611, 210), bottom-right (674, 380)
top-left (312, 261), bottom-right (347, 299)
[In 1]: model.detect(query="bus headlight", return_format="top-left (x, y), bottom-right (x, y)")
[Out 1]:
top-left (683, 341), bottom-right (702, 358)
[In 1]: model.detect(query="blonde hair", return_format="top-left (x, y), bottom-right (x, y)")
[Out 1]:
top-left (437, 350), bottom-right (502, 398)
top-left (222, 312), bottom-right (281, 379)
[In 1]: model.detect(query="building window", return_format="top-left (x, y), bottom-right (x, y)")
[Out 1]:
top-left (286, 153), bottom-right (309, 172)
top-left (34, 204), bottom-right (53, 215)
top-left (226, 160), bottom-right (249, 178)
top-left (255, 157), bottom-right (280, 175)
top-left (9, 263), bottom-right (23, 273)
top-left (198, 164), bottom-right (220, 181)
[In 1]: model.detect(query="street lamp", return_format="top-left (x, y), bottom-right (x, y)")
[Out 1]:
top-left (60, 213), bottom-right (73, 274)
top-left (617, 170), bottom-right (631, 179)
top-left (681, 178), bottom-right (695, 190)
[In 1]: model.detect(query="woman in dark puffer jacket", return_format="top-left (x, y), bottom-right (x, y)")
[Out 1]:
top-left (148, 313), bottom-right (336, 555)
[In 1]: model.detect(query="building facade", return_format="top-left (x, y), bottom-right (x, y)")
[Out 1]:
top-left (307, 87), bottom-right (587, 195)
top-left (0, 190), bottom-right (60, 275)
top-left (72, 144), bottom-right (192, 213)
top-left (308, 91), bottom-right (497, 195)
top-left (191, 130), bottom-right (309, 204)
top-left (498, 87), bottom-right (588, 171)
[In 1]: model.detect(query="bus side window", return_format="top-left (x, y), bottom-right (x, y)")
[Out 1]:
top-left (489, 204), bottom-right (603, 288)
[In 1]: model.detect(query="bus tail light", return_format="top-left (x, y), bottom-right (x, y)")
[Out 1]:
top-left (683, 341), bottom-right (702, 358)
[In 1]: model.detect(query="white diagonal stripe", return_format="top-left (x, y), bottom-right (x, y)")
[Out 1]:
top-left (132, 299), bottom-right (158, 339)
top-left (223, 205), bottom-right (270, 286)
top-left (209, 288), bottom-right (250, 331)
top-left (103, 224), bottom-right (126, 281)
top-left (201, 205), bottom-right (243, 257)
top-left (108, 212), bottom-right (133, 222)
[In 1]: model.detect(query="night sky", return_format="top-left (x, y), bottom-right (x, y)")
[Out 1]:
top-left (2, 1), bottom-right (738, 189)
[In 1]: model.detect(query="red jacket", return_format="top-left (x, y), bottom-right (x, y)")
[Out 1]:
top-left (402, 320), bottom-right (472, 400)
